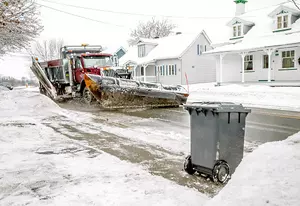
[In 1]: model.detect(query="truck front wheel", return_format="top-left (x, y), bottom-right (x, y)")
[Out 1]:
top-left (82, 87), bottom-right (94, 104)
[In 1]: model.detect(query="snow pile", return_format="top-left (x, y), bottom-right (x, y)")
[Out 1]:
top-left (0, 89), bottom-right (61, 118)
top-left (186, 83), bottom-right (300, 111)
top-left (205, 131), bottom-right (300, 206)
top-left (0, 85), bottom-right (9, 91)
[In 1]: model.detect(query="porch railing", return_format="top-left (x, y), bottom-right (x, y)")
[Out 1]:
top-left (134, 76), bottom-right (157, 83)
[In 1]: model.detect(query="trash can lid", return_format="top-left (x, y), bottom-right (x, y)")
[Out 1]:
top-left (183, 102), bottom-right (251, 113)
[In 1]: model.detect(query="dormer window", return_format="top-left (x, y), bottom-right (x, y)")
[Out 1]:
top-left (233, 24), bottom-right (242, 37)
top-left (277, 14), bottom-right (289, 30)
top-left (138, 44), bottom-right (145, 57)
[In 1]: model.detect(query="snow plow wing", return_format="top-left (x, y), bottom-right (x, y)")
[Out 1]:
top-left (30, 57), bottom-right (58, 100)
top-left (84, 73), bottom-right (189, 109)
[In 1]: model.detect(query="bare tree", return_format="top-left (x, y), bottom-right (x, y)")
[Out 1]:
top-left (33, 38), bottom-right (64, 61)
top-left (0, 0), bottom-right (43, 56)
top-left (128, 17), bottom-right (176, 46)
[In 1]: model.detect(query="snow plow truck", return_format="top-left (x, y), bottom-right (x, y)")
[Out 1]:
top-left (30, 44), bottom-right (189, 109)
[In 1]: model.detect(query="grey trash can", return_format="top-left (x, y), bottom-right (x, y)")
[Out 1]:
top-left (183, 102), bottom-right (251, 183)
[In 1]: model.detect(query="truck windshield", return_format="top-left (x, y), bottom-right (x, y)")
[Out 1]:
top-left (82, 56), bottom-right (113, 68)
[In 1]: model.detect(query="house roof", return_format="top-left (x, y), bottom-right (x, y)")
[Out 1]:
top-left (137, 32), bottom-right (201, 64)
top-left (102, 46), bottom-right (127, 55)
top-left (119, 31), bottom-right (209, 65)
top-left (205, 2), bottom-right (300, 55)
top-left (118, 46), bottom-right (138, 66)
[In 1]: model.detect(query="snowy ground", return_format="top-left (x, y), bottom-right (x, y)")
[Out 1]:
top-left (186, 83), bottom-right (300, 112)
top-left (1, 86), bottom-right (300, 205)
top-left (0, 89), bottom-right (209, 206)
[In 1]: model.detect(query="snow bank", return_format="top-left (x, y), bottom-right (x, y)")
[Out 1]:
top-left (205, 132), bottom-right (300, 206)
top-left (186, 83), bottom-right (300, 111)
top-left (0, 85), bottom-right (9, 91)
top-left (0, 89), bottom-right (61, 118)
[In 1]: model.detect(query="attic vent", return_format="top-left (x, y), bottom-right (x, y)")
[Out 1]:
top-left (154, 36), bottom-right (159, 39)
top-left (176, 32), bottom-right (182, 35)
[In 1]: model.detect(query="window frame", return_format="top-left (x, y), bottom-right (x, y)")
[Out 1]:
top-left (276, 13), bottom-right (290, 30)
top-left (138, 44), bottom-right (146, 57)
top-left (233, 23), bottom-right (243, 38)
top-left (244, 55), bottom-right (254, 71)
top-left (281, 50), bottom-right (295, 69)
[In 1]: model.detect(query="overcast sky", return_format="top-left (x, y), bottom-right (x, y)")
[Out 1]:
top-left (0, 0), bottom-right (288, 79)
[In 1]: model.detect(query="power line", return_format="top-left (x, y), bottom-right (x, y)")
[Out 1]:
top-left (38, 0), bottom-right (243, 19)
top-left (290, 0), bottom-right (300, 10)
top-left (38, 0), bottom-right (292, 20)
top-left (35, 2), bottom-right (128, 28)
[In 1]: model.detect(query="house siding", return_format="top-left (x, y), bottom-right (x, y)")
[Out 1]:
top-left (216, 47), bottom-right (300, 82)
top-left (155, 59), bottom-right (181, 85)
top-left (181, 34), bottom-right (216, 84)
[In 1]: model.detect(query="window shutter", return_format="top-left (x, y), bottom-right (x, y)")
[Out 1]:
top-left (197, 44), bottom-right (200, 55)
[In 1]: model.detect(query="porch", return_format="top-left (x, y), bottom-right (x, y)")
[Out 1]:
top-left (216, 46), bottom-right (300, 83)
top-left (205, 32), bottom-right (300, 84)
top-left (132, 64), bottom-right (158, 83)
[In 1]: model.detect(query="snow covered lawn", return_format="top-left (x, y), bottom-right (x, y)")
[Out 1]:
top-left (186, 83), bottom-right (300, 112)
top-left (204, 131), bottom-right (300, 206)
top-left (0, 89), bottom-right (208, 206)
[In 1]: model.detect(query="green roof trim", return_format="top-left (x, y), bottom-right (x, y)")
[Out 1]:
top-left (234, 0), bottom-right (248, 4)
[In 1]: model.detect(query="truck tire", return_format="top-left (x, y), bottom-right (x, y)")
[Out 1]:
top-left (82, 87), bottom-right (94, 104)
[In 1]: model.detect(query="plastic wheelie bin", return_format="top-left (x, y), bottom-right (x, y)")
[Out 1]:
top-left (183, 102), bottom-right (251, 183)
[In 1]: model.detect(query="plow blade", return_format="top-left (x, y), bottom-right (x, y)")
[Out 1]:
top-left (84, 74), bottom-right (189, 109)
top-left (30, 57), bottom-right (58, 100)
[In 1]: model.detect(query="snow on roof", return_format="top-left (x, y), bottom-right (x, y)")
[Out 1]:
top-left (102, 45), bottom-right (127, 55)
top-left (119, 32), bottom-right (203, 65)
top-left (205, 2), bottom-right (300, 54)
top-left (136, 32), bottom-right (201, 65)
top-left (119, 46), bottom-right (138, 66)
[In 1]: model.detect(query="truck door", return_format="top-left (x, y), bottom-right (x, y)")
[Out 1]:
top-left (74, 57), bottom-right (84, 83)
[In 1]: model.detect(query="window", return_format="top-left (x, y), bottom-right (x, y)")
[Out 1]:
top-left (282, 50), bottom-right (295, 68)
top-left (277, 15), bottom-right (289, 30)
top-left (171, 65), bottom-right (175, 75)
top-left (138, 45), bottom-right (146, 57)
top-left (233, 24), bottom-right (242, 37)
top-left (244, 55), bottom-right (253, 71)
top-left (263, 55), bottom-right (269, 69)
top-left (158, 64), bottom-right (177, 76)
top-left (141, 67), bottom-right (144, 76)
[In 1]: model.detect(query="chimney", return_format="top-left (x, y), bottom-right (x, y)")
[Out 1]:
top-left (234, 0), bottom-right (247, 16)
top-left (176, 32), bottom-right (182, 35)
top-left (154, 36), bottom-right (159, 39)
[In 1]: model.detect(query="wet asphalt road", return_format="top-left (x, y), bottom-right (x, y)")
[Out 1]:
top-left (52, 102), bottom-right (300, 197)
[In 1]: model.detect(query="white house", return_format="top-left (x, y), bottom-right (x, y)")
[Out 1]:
top-left (119, 31), bottom-right (216, 85)
top-left (204, 0), bottom-right (300, 83)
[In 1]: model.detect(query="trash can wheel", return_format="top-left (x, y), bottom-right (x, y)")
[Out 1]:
top-left (212, 161), bottom-right (230, 183)
top-left (184, 155), bottom-right (196, 175)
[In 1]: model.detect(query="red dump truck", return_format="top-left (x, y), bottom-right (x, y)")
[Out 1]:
top-left (30, 44), bottom-right (189, 109)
